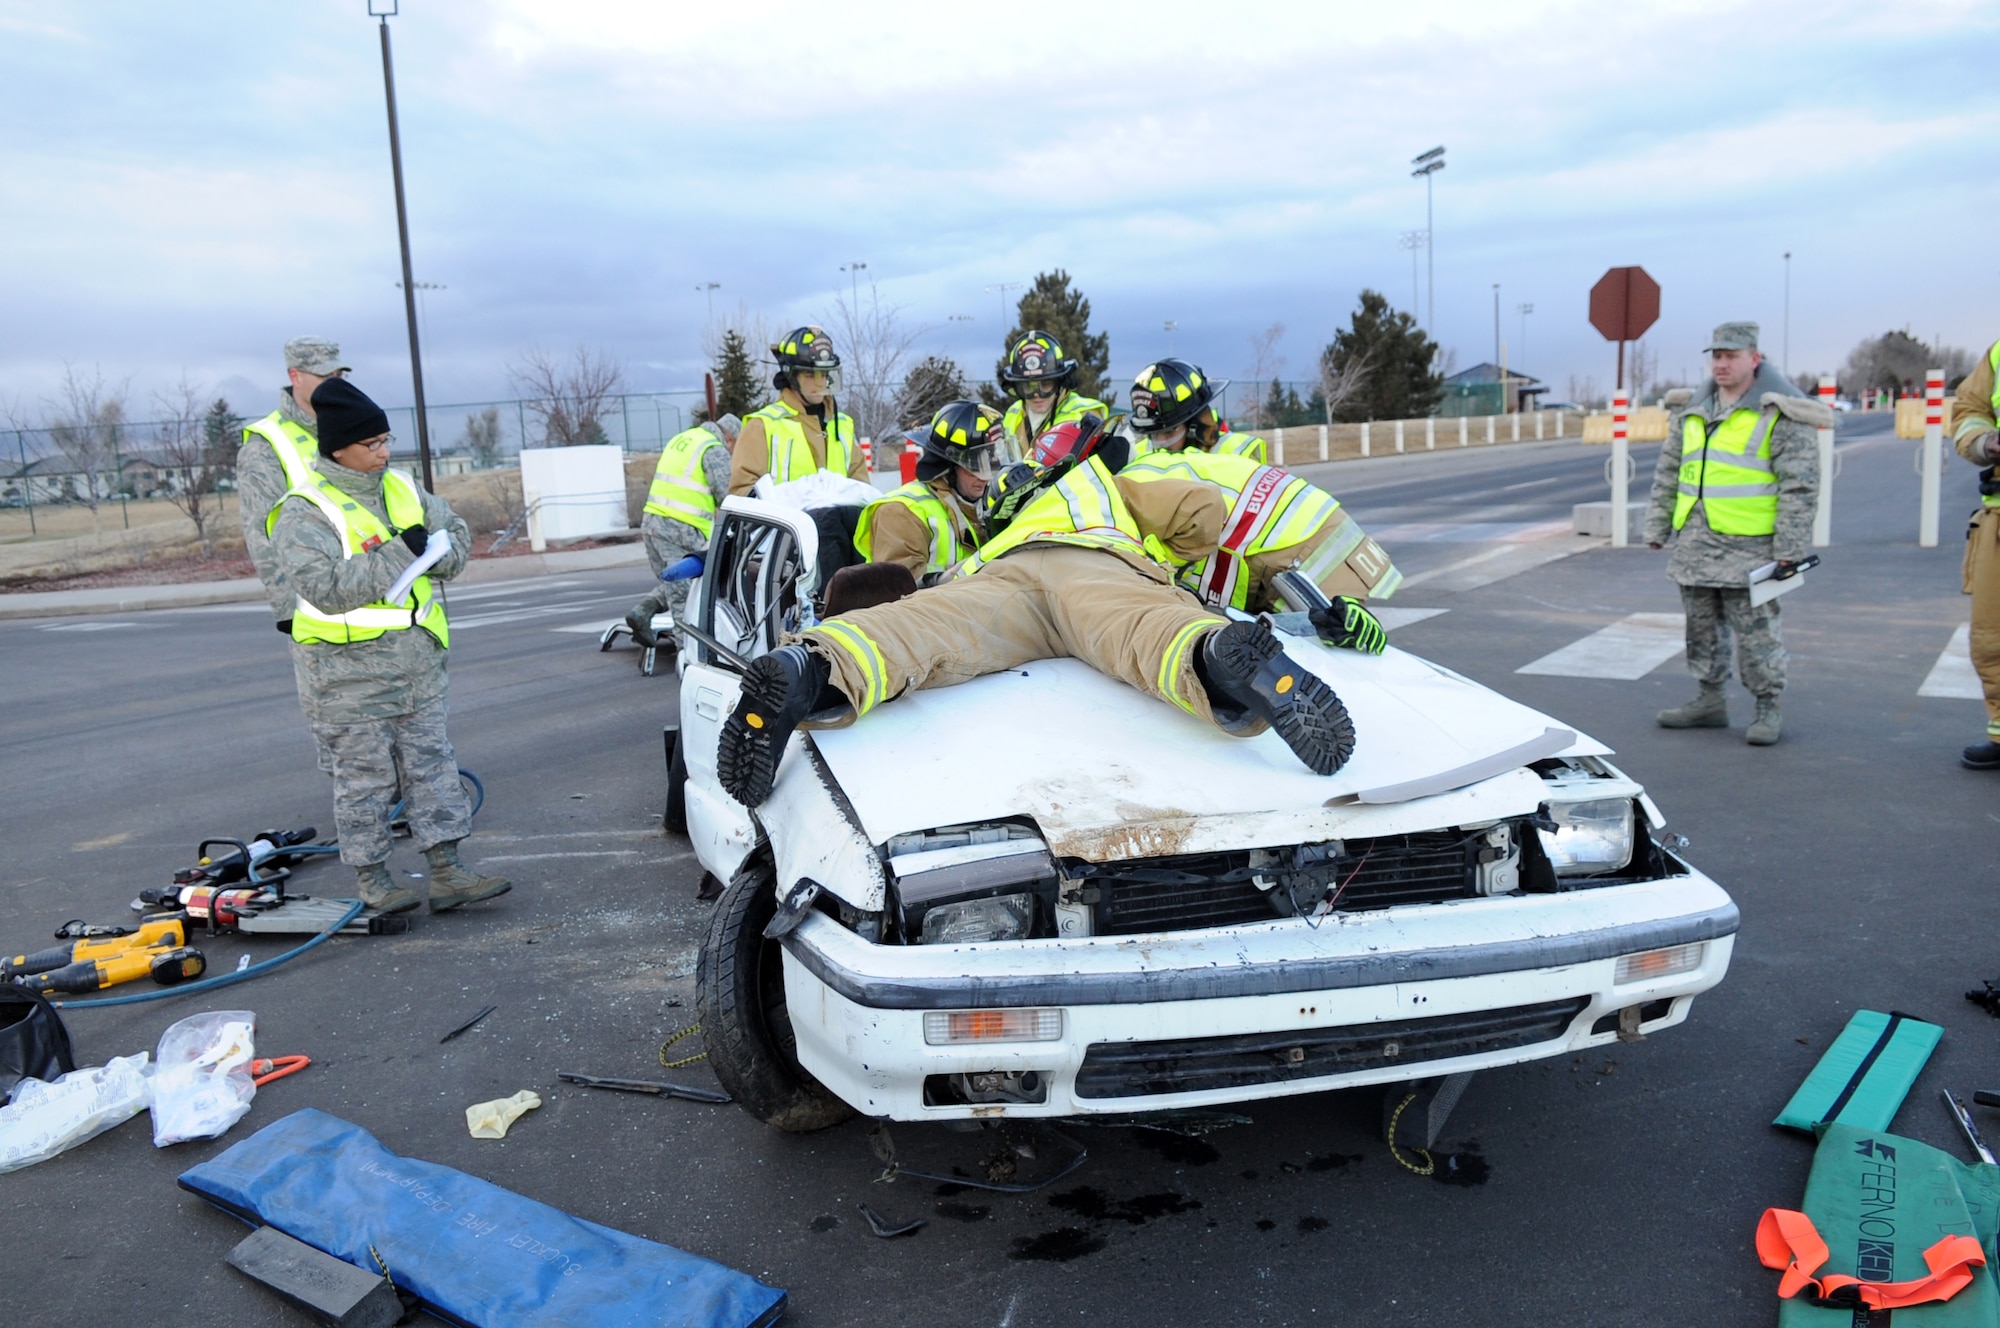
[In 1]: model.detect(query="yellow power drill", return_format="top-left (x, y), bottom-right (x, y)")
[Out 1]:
top-left (2, 917), bottom-right (207, 994)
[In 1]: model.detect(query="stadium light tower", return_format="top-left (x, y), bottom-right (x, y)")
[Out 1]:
top-left (1411, 146), bottom-right (1446, 338)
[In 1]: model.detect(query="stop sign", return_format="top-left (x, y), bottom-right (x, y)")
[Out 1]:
top-left (1590, 266), bottom-right (1660, 342)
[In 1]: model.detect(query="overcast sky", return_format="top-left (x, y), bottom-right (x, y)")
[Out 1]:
top-left (3, 0), bottom-right (1996, 424)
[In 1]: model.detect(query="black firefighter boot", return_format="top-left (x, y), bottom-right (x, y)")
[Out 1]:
top-left (718, 645), bottom-right (843, 808)
top-left (1197, 620), bottom-right (1356, 775)
top-left (424, 840), bottom-right (511, 912)
top-left (1962, 740), bottom-right (2000, 770)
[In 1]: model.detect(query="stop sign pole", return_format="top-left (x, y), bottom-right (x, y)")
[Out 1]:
top-left (1589, 267), bottom-right (1661, 549)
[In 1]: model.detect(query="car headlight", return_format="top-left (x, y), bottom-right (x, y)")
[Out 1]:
top-left (921, 894), bottom-right (1035, 945)
top-left (1538, 797), bottom-right (1634, 876)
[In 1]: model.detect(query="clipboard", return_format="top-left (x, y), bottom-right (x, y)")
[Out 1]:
top-left (1747, 553), bottom-right (1819, 607)
top-left (387, 531), bottom-right (450, 605)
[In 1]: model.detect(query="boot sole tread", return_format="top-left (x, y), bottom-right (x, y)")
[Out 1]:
top-left (1212, 623), bottom-right (1356, 776)
top-left (717, 655), bottom-right (800, 808)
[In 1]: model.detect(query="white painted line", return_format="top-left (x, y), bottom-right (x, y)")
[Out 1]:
top-left (476, 849), bottom-right (643, 862)
top-left (36, 621), bottom-right (142, 632)
top-left (1919, 624), bottom-right (1984, 699)
top-left (1516, 612), bottom-right (1686, 680)
top-left (1375, 607), bottom-right (1448, 631)
top-left (451, 595), bottom-right (631, 629)
top-left (550, 620), bottom-right (624, 634)
top-left (446, 578), bottom-right (586, 603)
top-left (1396, 545), bottom-right (1513, 588)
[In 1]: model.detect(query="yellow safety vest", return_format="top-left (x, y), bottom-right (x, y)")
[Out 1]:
top-left (958, 456), bottom-right (1169, 576)
top-left (1984, 341), bottom-right (2000, 509)
top-left (1673, 406), bottom-right (1780, 536)
top-left (644, 424), bottom-right (723, 536)
top-left (750, 400), bottom-right (856, 485)
top-left (1212, 431), bottom-right (1270, 464)
top-left (1123, 450), bottom-right (1338, 610)
top-left (854, 479), bottom-right (972, 575)
top-left (242, 414), bottom-right (318, 505)
top-left (1001, 390), bottom-right (1109, 460)
top-left (269, 470), bottom-right (449, 648)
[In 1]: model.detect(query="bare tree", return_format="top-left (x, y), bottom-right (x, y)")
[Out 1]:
top-left (891, 355), bottom-right (969, 432)
top-left (44, 365), bottom-right (129, 535)
top-left (459, 406), bottom-right (503, 469)
top-left (827, 281), bottom-right (927, 447)
top-left (508, 347), bottom-right (624, 447)
top-left (1317, 344), bottom-right (1375, 426)
top-left (149, 375), bottom-right (228, 555)
top-left (1241, 324), bottom-right (1288, 430)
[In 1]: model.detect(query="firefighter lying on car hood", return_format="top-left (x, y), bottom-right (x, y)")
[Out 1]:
top-left (717, 409), bottom-right (1399, 807)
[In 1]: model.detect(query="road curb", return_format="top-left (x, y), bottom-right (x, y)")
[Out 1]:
top-left (0, 540), bottom-right (648, 621)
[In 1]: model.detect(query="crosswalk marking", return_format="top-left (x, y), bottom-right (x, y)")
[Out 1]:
top-left (1919, 624), bottom-right (1983, 700)
top-left (551, 620), bottom-right (625, 635)
top-left (1516, 613), bottom-right (1685, 680)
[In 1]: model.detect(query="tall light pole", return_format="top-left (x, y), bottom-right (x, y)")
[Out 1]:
top-left (1782, 251), bottom-right (1792, 376)
top-left (1411, 146), bottom-right (1445, 338)
top-left (394, 280), bottom-right (446, 360)
top-left (370, 0), bottom-right (433, 488)
top-left (1517, 302), bottom-right (1533, 371)
top-left (1399, 232), bottom-right (1426, 317)
top-left (1492, 284), bottom-right (1501, 369)
top-left (1164, 320), bottom-right (1178, 354)
top-left (696, 281), bottom-right (720, 326)
top-left (985, 282), bottom-right (1022, 332)
top-left (841, 261), bottom-right (867, 308)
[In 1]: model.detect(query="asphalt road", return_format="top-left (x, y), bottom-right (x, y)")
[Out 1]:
top-left (3, 410), bottom-right (1996, 1327)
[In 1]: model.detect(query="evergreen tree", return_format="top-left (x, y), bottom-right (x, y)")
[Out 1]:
top-left (1321, 290), bottom-right (1444, 422)
top-left (893, 356), bottom-right (969, 431)
top-left (200, 397), bottom-right (242, 467)
top-left (710, 329), bottom-right (767, 420)
top-left (993, 270), bottom-right (1113, 403)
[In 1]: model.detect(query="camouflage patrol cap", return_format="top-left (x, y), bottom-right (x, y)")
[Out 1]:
top-left (284, 336), bottom-right (348, 376)
top-left (1704, 322), bottom-right (1759, 352)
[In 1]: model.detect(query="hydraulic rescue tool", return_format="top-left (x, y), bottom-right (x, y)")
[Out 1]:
top-left (139, 836), bottom-right (407, 936)
top-left (3, 917), bottom-right (207, 994)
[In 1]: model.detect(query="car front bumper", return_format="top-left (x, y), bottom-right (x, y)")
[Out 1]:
top-left (778, 869), bottom-right (1738, 1119)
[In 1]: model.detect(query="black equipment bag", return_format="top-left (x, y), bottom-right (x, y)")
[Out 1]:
top-left (0, 984), bottom-right (77, 1104)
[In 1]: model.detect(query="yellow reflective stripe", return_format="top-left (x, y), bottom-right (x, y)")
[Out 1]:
top-left (856, 482), bottom-right (958, 569)
top-left (243, 416), bottom-right (318, 492)
top-left (1157, 616), bottom-right (1223, 715)
top-left (1295, 516), bottom-right (1366, 582)
top-left (757, 407), bottom-right (854, 483)
top-left (813, 621), bottom-right (890, 713)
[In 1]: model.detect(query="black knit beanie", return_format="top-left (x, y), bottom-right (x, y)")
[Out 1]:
top-left (311, 378), bottom-right (390, 455)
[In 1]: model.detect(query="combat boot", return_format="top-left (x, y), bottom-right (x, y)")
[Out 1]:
top-left (718, 645), bottom-right (842, 807)
top-left (1746, 696), bottom-right (1783, 746)
top-left (1657, 684), bottom-right (1729, 729)
top-left (1197, 620), bottom-right (1356, 775)
top-left (625, 606), bottom-right (659, 649)
top-left (355, 862), bottom-right (421, 915)
top-left (424, 840), bottom-right (511, 912)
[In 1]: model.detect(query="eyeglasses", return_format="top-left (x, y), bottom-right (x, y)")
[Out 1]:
top-left (358, 435), bottom-right (394, 451)
top-left (1022, 381), bottom-right (1058, 399)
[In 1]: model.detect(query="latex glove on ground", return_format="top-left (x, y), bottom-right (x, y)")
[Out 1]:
top-left (1310, 596), bottom-right (1388, 655)
top-left (466, 1089), bottom-right (541, 1139)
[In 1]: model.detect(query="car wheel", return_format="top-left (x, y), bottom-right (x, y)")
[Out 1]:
top-left (696, 857), bottom-right (856, 1132)
top-left (664, 730), bottom-right (688, 835)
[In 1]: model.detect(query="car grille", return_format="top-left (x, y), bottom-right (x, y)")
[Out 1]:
top-left (1073, 997), bottom-right (1590, 1099)
top-left (1092, 831), bottom-right (1481, 936)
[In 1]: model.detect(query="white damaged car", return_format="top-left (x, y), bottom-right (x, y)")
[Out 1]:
top-left (667, 498), bottom-right (1738, 1131)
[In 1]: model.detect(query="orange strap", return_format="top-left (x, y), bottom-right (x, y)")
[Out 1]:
top-left (1756, 1208), bottom-right (1987, 1310)
top-left (250, 1054), bottom-right (311, 1087)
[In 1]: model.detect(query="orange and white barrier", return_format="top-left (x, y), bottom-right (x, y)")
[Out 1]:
top-left (1920, 368), bottom-right (1943, 548)
top-left (1814, 376), bottom-right (1836, 547)
top-left (1610, 390), bottom-right (1631, 547)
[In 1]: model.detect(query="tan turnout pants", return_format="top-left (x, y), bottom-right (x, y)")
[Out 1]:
top-left (803, 545), bottom-right (1233, 726)
top-left (1964, 507), bottom-right (2000, 736)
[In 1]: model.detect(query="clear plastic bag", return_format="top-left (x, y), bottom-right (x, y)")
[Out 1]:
top-left (151, 1010), bottom-right (257, 1148)
top-left (0, 1052), bottom-right (152, 1174)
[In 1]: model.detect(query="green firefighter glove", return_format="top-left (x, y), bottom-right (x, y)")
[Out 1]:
top-left (979, 461), bottom-right (1053, 535)
top-left (1310, 596), bottom-right (1387, 655)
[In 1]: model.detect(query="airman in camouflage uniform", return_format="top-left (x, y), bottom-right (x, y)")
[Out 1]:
top-left (1645, 322), bottom-right (1828, 745)
top-left (239, 337), bottom-right (347, 625)
top-left (271, 377), bottom-right (509, 916)
top-left (625, 414), bottom-right (740, 649)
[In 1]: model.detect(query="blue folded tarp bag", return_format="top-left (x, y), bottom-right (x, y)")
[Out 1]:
top-left (178, 1109), bottom-right (785, 1328)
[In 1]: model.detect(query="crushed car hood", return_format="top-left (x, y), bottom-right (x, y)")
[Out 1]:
top-left (809, 636), bottom-right (1611, 859)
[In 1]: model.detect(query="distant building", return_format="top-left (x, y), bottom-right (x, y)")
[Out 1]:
top-left (1440, 363), bottom-right (1547, 416)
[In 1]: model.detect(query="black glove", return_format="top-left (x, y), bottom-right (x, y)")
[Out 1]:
top-left (398, 524), bottom-right (429, 556)
top-left (1309, 596), bottom-right (1387, 655)
top-left (274, 619), bottom-right (293, 635)
top-left (979, 462), bottom-right (1051, 534)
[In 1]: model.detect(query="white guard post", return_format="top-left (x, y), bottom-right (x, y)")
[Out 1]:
top-left (1610, 390), bottom-right (1631, 548)
top-left (1920, 368), bottom-right (1943, 548)
top-left (1813, 376), bottom-right (1836, 547)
